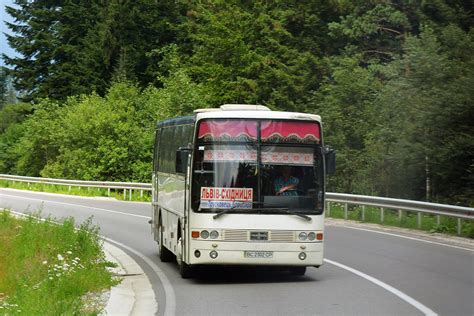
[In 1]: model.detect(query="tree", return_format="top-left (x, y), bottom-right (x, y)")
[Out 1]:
top-left (3, 0), bottom-right (101, 101)
top-left (4, 0), bottom-right (185, 100)
top-left (372, 25), bottom-right (474, 203)
top-left (180, 1), bottom-right (330, 110)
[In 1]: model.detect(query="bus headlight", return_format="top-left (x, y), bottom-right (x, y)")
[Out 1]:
top-left (307, 232), bottom-right (316, 241)
top-left (210, 230), bottom-right (219, 239)
top-left (201, 230), bottom-right (209, 239)
top-left (298, 232), bottom-right (307, 241)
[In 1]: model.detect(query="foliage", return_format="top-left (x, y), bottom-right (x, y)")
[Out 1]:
top-left (0, 76), bottom-right (209, 182)
top-left (1, 1), bottom-right (473, 205)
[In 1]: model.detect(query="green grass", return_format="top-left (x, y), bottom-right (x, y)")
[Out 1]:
top-left (326, 203), bottom-right (474, 238)
top-left (0, 210), bottom-right (120, 315)
top-left (0, 180), bottom-right (151, 202)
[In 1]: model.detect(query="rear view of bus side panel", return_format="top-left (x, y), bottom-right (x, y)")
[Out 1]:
top-left (155, 123), bottom-right (195, 256)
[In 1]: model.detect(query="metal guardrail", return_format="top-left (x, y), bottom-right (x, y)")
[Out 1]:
top-left (1, 174), bottom-right (473, 235)
top-left (326, 193), bottom-right (474, 235)
top-left (0, 174), bottom-right (151, 200)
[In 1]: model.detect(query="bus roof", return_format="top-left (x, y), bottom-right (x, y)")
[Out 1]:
top-left (155, 105), bottom-right (321, 129)
top-left (156, 115), bottom-right (196, 128)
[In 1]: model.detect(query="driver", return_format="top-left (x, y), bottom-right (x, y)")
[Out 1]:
top-left (274, 165), bottom-right (299, 196)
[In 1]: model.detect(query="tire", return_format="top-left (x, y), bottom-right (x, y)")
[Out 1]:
top-left (177, 237), bottom-right (193, 278)
top-left (179, 260), bottom-right (193, 279)
top-left (289, 266), bottom-right (306, 276)
top-left (158, 218), bottom-right (173, 262)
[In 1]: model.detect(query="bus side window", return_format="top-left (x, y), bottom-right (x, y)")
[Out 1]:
top-left (153, 128), bottom-right (161, 173)
top-left (160, 127), bottom-right (174, 173)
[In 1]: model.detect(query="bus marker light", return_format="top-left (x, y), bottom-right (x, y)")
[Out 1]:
top-left (298, 252), bottom-right (307, 260)
top-left (212, 244), bottom-right (218, 248)
top-left (316, 233), bottom-right (323, 241)
top-left (201, 230), bottom-right (209, 239)
top-left (298, 232), bottom-right (307, 241)
top-left (192, 231), bottom-right (200, 238)
top-left (194, 250), bottom-right (201, 258)
top-left (210, 251), bottom-right (218, 259)
top-left (300, 245), bottom-right (306, 250)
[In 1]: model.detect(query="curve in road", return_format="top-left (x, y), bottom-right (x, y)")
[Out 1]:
top-left (1, 188), bottom-right (472, 316)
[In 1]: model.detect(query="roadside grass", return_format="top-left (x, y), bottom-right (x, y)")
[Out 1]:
top-left (0, 210), bottom-right (120, 315)
top-left (0, 180), bottom-right (151, 202)
top-left (326, 203), bottom-right (474, 238)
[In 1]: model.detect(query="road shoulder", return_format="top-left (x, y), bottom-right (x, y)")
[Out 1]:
top-left (326, 217), bottom-right (473, 251)
top-left (102, 241), bottom-right (158, 315)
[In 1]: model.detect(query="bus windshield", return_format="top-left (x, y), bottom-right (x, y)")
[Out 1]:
top-left (192, 119), bottom-right (324, 214)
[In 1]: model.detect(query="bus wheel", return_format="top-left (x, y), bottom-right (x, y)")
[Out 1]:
top-left (289, 266), bottom-right (306, 276)
top-left (177, 237), bottom-right (193, 278)
top-left (158, 218), bottom-right (173, 262)
top-left (179, 260), bottom-right (193, 278)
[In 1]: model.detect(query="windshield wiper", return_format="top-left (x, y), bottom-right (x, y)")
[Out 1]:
top-left (212, 207), bottom-right (312, 221)
top-left (264, 208), bottom-right (311, 222)
top-left (212, 207), bottom-right (268, 219)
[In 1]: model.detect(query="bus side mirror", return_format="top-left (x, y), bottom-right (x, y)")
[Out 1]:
top-left (324, 147), bottom-right (336, 175)
top-left (176, 147), bottom-right (191, 174)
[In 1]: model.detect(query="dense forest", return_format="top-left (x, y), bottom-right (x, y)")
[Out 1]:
top-left (0, 0), bottom-right (473, 205)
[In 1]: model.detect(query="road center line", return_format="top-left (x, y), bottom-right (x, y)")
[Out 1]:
top-left (0, 193), bottom-right (151, 219)
top-left (324, 258), bottom-right (437, 316)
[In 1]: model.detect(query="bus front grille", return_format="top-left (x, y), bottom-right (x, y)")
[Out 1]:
top-left (270, 231), bottom-right (295, 242)
top-left (223, 230), bottom-right (248, 241)
top-left (222, 230), bottom-right (295, 242)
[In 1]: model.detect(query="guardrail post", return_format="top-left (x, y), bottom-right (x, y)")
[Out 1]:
top-left (398, 209), bottom-right (402, 222)
top-left (344, 204), bottom-right (348, 220)
top-left (457, 218), bottom-right (462, 235)
top-left (123, 189), bottom-right (126, 200)
top-left (361, 205), bottom-right (365, 221)
top-left (381, 207), bottom-right (384, 223)
top-left (417, 212), bottom-right (421, 228)
top-left (140, 190), bottom-right (143, 198)
top-left (436, 215), bottom-right (440, 226)
top-left (326, 201), bottom-right (331, 217)
top-left (129, 189), bottom-right (132, 201)
top-left (107, 188), bottom-right (111, 196)
top-left (68, 185), bottom-right (71, 192)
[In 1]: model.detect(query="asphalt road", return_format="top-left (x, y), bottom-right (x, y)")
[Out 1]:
top-left (1, 188), bottom-right (472, 316)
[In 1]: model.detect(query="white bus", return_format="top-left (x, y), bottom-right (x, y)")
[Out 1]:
top-left (151, 104), bottom-right (335, 278)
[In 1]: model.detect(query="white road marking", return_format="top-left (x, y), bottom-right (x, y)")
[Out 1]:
top-left (325, 258), bottom-right (438, 316)
top-left (0, 192), bottom-right (151, 219)
top-left (328, 224), bottom-right (473, 252)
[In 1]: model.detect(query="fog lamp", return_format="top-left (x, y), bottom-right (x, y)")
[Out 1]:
top-left (210, 250), bottom-right (218, 259)
top-left (298, 252), bottom-right (307, 260)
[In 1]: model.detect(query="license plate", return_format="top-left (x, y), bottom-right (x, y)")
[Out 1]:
top-left (244, 251), bottom-right (273, 258)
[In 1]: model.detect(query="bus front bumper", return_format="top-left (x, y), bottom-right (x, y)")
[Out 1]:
top-left (187, 241), bottom-right (323, 266)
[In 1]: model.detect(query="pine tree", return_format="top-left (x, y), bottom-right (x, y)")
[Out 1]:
top-left (3, 0), bottom-right (100, 101)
